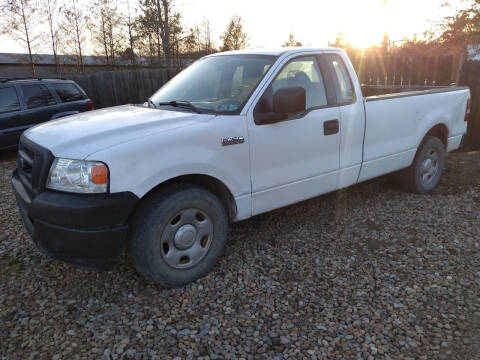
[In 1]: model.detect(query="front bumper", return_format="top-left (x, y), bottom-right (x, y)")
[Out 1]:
top-left (12, 170), bottom-right (138, 269)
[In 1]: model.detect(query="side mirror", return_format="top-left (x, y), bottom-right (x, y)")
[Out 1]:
top-left (273, 86), bottom-right (306, 114)
top-left (255, 86), bottom-right (306, 125)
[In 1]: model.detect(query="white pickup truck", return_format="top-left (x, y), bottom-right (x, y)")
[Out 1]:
top-left (12, 48), bottom-right (470, 286)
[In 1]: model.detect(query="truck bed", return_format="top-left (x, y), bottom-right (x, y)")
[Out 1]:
top-left (358, 85), bottom-right (470, 183)
top-left (361, 84), bottom-right (462, 98)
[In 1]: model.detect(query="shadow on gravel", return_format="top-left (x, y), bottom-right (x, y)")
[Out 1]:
top-left (436, 151), bottom-right (480, 195)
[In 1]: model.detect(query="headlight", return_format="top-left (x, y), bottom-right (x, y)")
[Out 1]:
top-left (46, 158), bottom-right (108, 193)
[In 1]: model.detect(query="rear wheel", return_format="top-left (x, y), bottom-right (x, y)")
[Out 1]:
top-left (397, 136), bottom-right (445, 194)
top-left (129, 184), bottom-right (228, 287)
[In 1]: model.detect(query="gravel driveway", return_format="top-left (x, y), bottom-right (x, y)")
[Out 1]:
top-left (1, 149), bottom-right (479, 359)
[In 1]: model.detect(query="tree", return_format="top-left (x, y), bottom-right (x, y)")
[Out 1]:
top-left (328, 32), bottom-right (346, 48)
top-left (138, 0), bottom-right (177, 67)
top-left (90, 0), bottom-right (125, 66)
top-left (168, 12), bottom-right (183, 67)
top-left (40, 0), bottom-right (62, 74)
top-left (433, 0), bottom-right (480, 82)
top-left (282, 34), bottom-right (302, 47)
top-left (183, 25), bottom-right (201, 53)
top-left (62, 0), bottom-right (88, 73)
top-left (220, 15), bottom-right (248, 51)
top-left (182, 18), bottom-right (215, 56)
top-left (199, 18), bottom-right (213, 53)
top-left (124, 0), bottom-right (138, 66)
top-left (1, 0), bottom-right (39, 76)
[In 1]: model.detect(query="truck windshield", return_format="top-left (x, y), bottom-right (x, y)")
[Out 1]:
top-left (150, 55), bottom-right (277, 114)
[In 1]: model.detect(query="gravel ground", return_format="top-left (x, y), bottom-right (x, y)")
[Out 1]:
top-left (1, 149), bottom-right (480, 360)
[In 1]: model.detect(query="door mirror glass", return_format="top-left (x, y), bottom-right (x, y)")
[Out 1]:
top-left (255, 86), bottom-right (307, 124)
top-left (273, 86), bottom-right (306, 114)
top-left (255, 86), bottom-right (306, 125)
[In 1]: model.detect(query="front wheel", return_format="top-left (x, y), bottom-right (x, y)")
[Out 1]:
top-left (397, 136), bottom-right (445, 194)
top-left (129, 184), bottom-right (228, 287)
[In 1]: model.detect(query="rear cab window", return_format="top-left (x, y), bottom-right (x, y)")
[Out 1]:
top-left (324, 54), bottom-right (356, 104)
top-left (21, 84), bottom-right (56, 109)
top-left (52, 83), bottom-right (86, 102)
top-left (0, 87), bottom-right (21, 114)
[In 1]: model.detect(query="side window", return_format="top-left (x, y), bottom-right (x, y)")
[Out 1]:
top-left (270, 56), bottom-right (327, 110)
top-left (255, 56), bottom-right (328, 120)
top-left (0, 87), bottom-right (21, 114)
top-left (52, 83), bottom-right (86, 102)
top-left (325, 54), bottom-right (355, 104)
top-left (21, 84), bottom-right (56, 109)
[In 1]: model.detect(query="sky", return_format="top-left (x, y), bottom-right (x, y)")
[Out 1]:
top-left (0, 0), bottom-right (465, 54)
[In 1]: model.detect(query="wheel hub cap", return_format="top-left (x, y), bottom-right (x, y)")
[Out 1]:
top-left (420, 149), bottom-right (439, 185)
top-left (174, 224), bottom-right (197, 250)
top-left (160, 208), bottom-right (213, 269)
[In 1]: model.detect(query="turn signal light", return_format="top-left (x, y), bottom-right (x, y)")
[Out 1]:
top-left (91, 165), bottom-right (108, 184)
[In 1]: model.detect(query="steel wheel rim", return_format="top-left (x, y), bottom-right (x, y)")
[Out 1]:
top-left (420, 149), bottom-right (440, 185)
top-left (160, 208), bottom-right (213, 269)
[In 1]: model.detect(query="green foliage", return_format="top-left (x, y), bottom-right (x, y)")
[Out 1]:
top-left (434, 0), bottom-right (480, 49)
top-left (220, 15), bottom-right (248, 51)
top-left (282, 34), bottom-right (302, 47)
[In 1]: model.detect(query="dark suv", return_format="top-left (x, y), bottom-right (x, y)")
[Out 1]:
top-left (0, 78), bottom-right (93, 151)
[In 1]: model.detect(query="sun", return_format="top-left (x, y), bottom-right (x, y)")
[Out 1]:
top-left (329, 0), bottom-right (389, 49)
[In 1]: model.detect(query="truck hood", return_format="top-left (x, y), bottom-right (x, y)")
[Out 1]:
top-left (24, 105), bottom-right (215, 159)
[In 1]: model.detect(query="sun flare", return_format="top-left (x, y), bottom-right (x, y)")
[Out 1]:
top-left (328, 0), bottom-right (389, 48)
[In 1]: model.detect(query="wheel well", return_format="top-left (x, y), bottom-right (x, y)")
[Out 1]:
top-left (144, 174), bottom-right (237, 221)
top-left (425, 124), bottom-right (448, 148)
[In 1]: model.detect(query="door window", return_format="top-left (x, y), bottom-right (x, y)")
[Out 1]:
top-left (325, 54), bottom-right (355, 104)
top-left (21, 84), bottom-right (56, 109)
top-left (256, 56), bottom-right (328, 119)
top-left (0, 87), bottom-right (21, 113)
top-left (52, 83), bottom-right (86, 102)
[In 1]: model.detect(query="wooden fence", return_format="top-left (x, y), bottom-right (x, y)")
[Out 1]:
top-left (352, 55), bottom-right (480, 142)
top-left (66, 68), bottom-right (178, 109)
top-left (65, 57), bottom-right (479, 142)
top-left (459, 61), bottom-right (480, 142)
top-left (350, 54), bottom-right (456, 86)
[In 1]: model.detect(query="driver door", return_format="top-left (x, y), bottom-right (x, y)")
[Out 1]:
top-left (247, 55), bottom-right (341, 215)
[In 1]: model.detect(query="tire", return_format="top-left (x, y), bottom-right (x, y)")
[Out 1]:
top-left (396, 136), bottom-right (445, 194)
top-left (129, 184), bottom-right (228, 287)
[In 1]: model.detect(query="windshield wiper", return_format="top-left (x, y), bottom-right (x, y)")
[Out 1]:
top-left (157, 100), bottom-right (202, 113)
top-left (146, 97), bottom-right (157, 108)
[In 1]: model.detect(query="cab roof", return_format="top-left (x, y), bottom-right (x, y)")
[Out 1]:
top-left (210, 47), bottom-right (342, 57)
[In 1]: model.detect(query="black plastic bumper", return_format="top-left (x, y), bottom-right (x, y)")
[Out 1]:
top-left (12, 170), bottom-right (138, 269)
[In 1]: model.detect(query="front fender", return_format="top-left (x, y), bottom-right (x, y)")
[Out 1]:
top-left (86, 115), bottom-right (251, 200)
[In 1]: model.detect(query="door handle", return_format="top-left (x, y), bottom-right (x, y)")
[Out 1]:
top-left (323, 119), bottom-right (339, 135)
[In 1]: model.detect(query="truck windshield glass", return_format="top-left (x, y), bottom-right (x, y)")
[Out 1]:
top-left (150, 55), bottom-right (276, 113)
